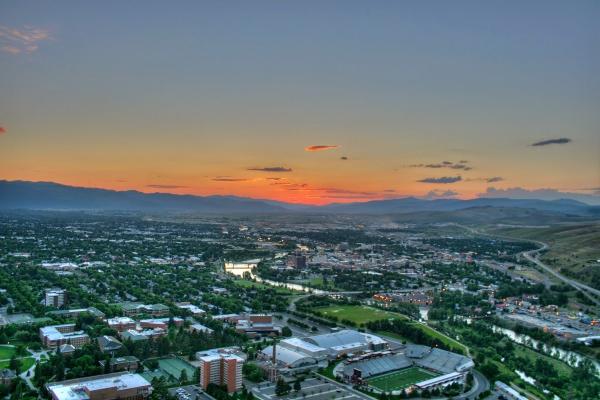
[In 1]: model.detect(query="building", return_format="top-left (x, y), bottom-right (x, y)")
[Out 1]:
top-left (235, 315), bottom-right (279, 337)
top-left (40, 324), bottom-right (90, 349)
top-left (106, 317), bottom-right (137, 332)
top-left (0, 369), bottom-right (16, 386)
top-left (45, 288), bottom-right (67, 308)
top-left (302, 330), bottom-right (388, 358)
top-left (139, 317), bottom-right (184, 330)
top-left (47, 307), bottom-right (105, 319)
top-left (58, 344), bottom-right (76, 356)
top-left (189, 323), bottom-right (214, 335)
top-left (97, 336), bottom-right (124, 353)
top-left (494, 381), bottom-right (528, 400)
top-left (46, 372), bottom-right (152, 400)
top-left (278, 337), bottom-right (329, 360)
top-left (197, 348), bottom-right (245, 393)
top-left (414, 372), bottom-right (464, 391)
top-left (99, 356), bottom-right (140, 373)
top-left (176, 303), bottom-right (206, 317)
top-left (259, 344), bottom-right (320, 375)
top-left (119, 328), bottom-right (166, 342)
top-left (286, 253), bottom-right (307, 269)
top-left (120, 303), bottom-right (170, 317)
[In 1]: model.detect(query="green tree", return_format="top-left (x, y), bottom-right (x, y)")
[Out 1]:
top-left (275, 378), bottom-right (291, 397)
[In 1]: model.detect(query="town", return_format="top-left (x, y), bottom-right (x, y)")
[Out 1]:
top-left (0, 213), bottom-right (598, 400)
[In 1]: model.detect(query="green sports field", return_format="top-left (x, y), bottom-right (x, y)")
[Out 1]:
top-left (367, 367), bottom-right (438, 391)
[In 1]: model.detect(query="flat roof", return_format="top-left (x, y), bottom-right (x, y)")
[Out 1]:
top-left (47, 372), bottom-right (151, 400)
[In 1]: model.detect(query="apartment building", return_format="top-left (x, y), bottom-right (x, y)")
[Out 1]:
top-left (44, 288), bottom-right (67, 308)
top-left (197, 348), bottom-right (245, 393)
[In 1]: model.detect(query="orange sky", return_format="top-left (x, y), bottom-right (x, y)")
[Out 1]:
top-left (1, 2), bottom-right (598, 205)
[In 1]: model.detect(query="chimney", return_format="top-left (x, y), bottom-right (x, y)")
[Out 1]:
top-left (272, 341), bottom-right (277, 364)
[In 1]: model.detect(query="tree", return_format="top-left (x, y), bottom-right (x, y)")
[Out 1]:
top-left (293, 380), bottom-right (301, 392)
top-left (275, 378), bottom-right (291, 397)
top-left (9, 355), bottom-right (22, 374)
top-left (281, 326), bottom-right (292, 337)
top-left (180, 369), bottom-right (188, 384)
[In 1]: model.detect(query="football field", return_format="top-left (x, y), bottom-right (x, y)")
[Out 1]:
top-left (367, 367), bottom-right (438, 391)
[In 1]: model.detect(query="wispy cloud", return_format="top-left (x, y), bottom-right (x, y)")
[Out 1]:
top-left (212, 177), bottom-right (248, 182)
top-left (417, 176), bottom-right (462, 184)
top-left (422, 189), bottom-right (459, 199)
top-left (531, 138), bottom-right (572, 147)
top-left (409, 160), bottom-right (472, 171)
top-left (247, 166), bottom-right (292, 172)
top-left (0, 126), bottom-right (6, 135)
top-left (305, 145), bottom-right (339, 152)
top-left (146, 184), bottom-right (188, 189)
top-left (467, 176), bottom-right (504, 183)
top-left (0, 25), bottom-right (52, 54)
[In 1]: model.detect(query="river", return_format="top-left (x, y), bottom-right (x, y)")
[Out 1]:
top-left (491, 325), bottom-right (600, 375)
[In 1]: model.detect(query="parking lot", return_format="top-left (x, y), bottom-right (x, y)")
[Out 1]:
top-left (168, 385), bottom-right (214, 400)
top-left (252, 377), bottom-right (368, 400)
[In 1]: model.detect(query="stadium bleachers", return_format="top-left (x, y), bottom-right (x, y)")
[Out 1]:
top-left (343, 354), bottom-right (412, 378)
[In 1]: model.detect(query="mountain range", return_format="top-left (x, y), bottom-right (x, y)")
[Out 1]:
top-left (1, 180), bottom-right (599, 219)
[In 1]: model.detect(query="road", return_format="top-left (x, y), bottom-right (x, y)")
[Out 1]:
top-left (521, 242), bottom-right (600, 306)
top-left (453, 223), bottom-right (600, 306)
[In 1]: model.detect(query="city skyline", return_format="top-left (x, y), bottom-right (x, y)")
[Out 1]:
top-left (1, 1), bottom-right (599, 205)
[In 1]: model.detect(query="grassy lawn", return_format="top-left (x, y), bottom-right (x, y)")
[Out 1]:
top-left (315, 305), bottom-right (407, 325)
top-left (367, 367), bottom-right (438, 391)
top-left (233, 279), bottom-right (296, 294)
top-left (513, 344), bottom-right (573, 376)
top-left (0, 356), bottom-right (36, 371)
top-left (0, 345), bottom-right (16, 360)
top-left (417, 323), bottom-right (469, 354)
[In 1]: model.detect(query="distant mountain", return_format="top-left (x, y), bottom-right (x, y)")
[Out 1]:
top-left (319, 197), bottom-right (600, 216)
top-left (1, 180), bottom-right (599, 217)
top-left (0, 180), bottom-right (286, 213)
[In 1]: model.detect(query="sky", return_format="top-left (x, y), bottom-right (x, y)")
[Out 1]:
top-left (0, 1), bottom-right (599, 205)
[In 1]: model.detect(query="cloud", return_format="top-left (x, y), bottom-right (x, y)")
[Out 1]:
top-left (0, 25), bottom-right (51, 54)
top-left (305, 145), bottom-right (339, 152)
top-left (340, 156), bottom-right (348, 160)
top-left (481, 187), bottom-right (600, 205)
top-left (0, 126), bottom-right (6, 135)
top-left (212, 177), bottom-right (248, 182)
top-left (467, 176), bottom-right (504, 183)
top-left (531, 138), bottom-right (572, 147)
top-left (146, 184), bottom-right (188, 189)
top-left (422, 189), bottom-right (459, 199)
top-left (266, 177), bottom-right (282, 181)
top-left (247, 166), bottom-right (292, 172)
top-left (409, 160), bottom-right (472, 171)
top-left (417, 176), bottom-right (462, 184)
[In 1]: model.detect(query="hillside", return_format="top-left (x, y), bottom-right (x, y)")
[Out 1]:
top-left (491, 223), bottom-right (600, 290)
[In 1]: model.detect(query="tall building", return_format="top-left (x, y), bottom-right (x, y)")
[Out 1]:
top-left (286, 253), bottom-right (307, 269)
top-left (45, 288), bottom-right (67, 308)
top-left (197, 348), bottom-right (245, 393)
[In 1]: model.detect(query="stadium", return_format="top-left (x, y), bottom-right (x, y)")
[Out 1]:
top-left (336, 344), bottom-right (474, 395)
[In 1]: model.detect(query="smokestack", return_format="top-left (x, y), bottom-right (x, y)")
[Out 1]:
top-left (272, 341), bottom-right (277, 364)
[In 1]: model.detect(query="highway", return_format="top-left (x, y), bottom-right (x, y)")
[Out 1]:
top-left (453, 223), bottom-right (600, 306)
top-left (520, 242), bottom-right (600, 306)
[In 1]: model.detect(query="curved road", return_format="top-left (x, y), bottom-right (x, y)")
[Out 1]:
top-left (520, 242), bottom-right (600, 306)
top-left (453, 223), bottom-right (600, 306)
